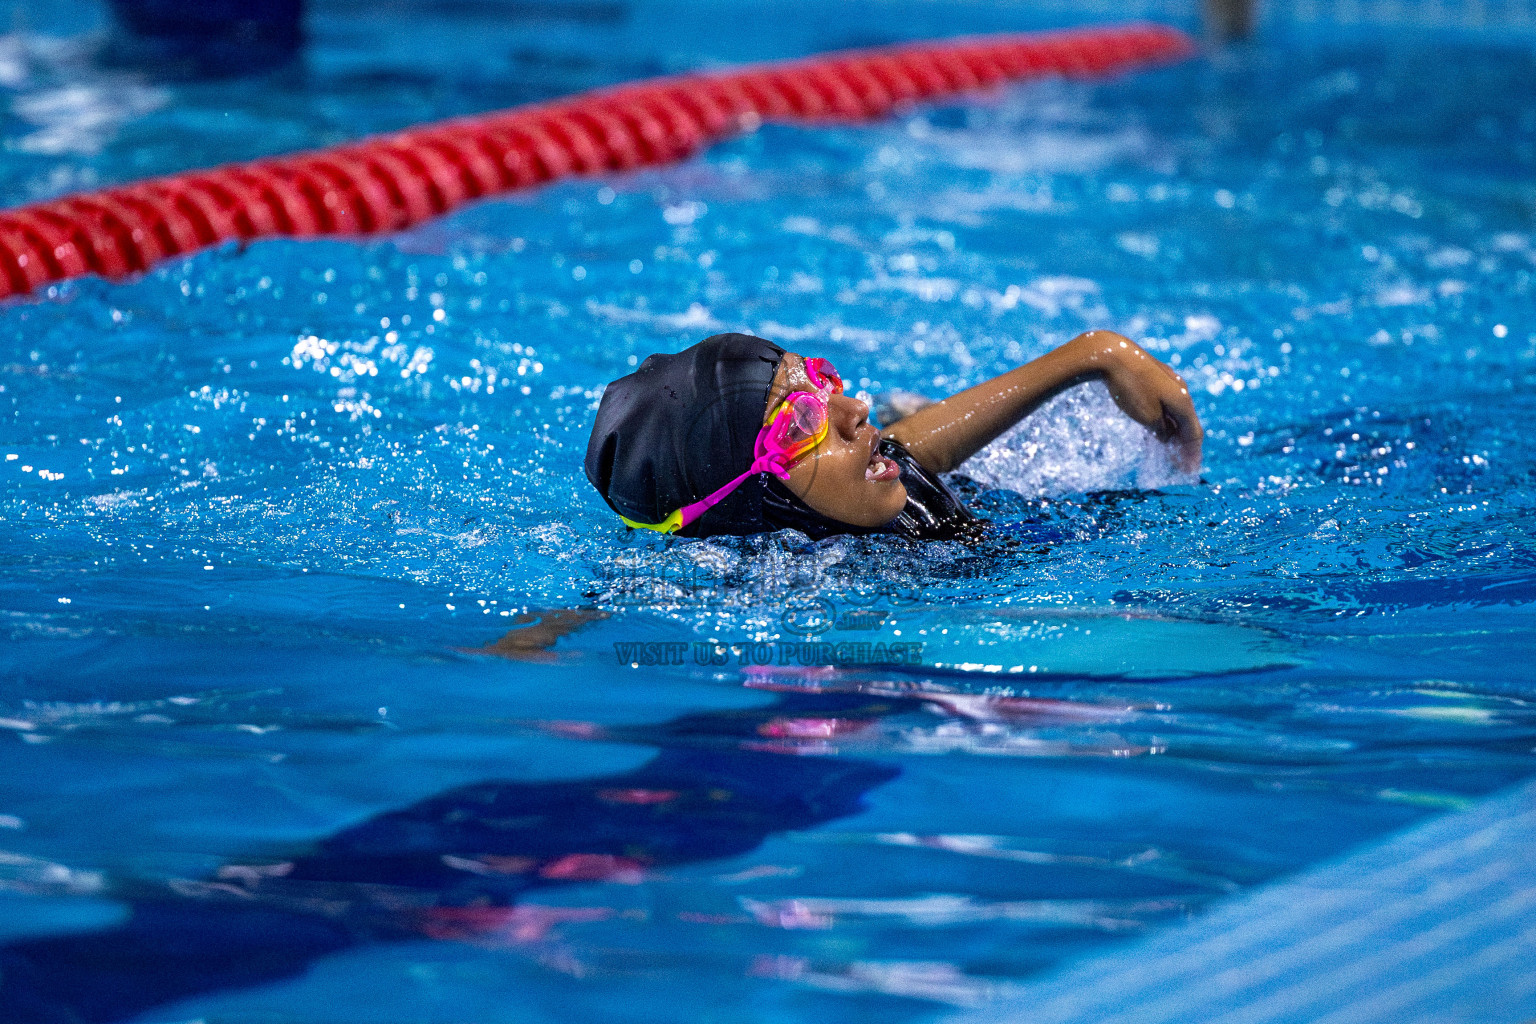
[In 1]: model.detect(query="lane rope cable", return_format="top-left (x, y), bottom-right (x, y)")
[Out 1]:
top-left (0, 23), bottom-right (1194, 299)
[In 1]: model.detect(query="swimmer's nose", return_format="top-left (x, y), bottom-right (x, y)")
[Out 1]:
top-left (829, 392), bottom-right (869, 442)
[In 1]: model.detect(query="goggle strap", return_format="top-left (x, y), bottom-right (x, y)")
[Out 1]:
top-left (615, 355), bottom-right (841, 534)
top-left (624, 455), bottom-right (787, 534)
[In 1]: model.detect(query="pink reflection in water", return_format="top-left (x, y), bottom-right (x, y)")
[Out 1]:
top-left (419, 904), bottom-right (613, 942)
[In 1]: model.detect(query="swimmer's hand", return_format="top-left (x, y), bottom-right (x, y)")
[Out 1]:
top-left (1074, 330), bottom-right (1203, 473)
top-left (463, 608), bottom-right (610, 662)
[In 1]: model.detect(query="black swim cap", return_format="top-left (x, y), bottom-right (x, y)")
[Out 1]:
top-left (586, 333), bottom-right (789, 536)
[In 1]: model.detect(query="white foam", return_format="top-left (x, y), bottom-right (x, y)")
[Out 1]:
top-left (957, 381), bottom-right (1197, 497)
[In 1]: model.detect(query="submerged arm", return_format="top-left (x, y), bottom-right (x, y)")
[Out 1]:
top-left (464, 608), bottom-right (610, 662)
top-left (881, 330), bottom-right (1203, 475)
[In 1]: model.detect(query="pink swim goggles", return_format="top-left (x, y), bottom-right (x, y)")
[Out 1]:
top-left (621, 357), bottom-right (844, 534)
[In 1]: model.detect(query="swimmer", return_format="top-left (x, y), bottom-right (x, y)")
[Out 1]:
top-left (586, 330), bottom-right (1202, 541)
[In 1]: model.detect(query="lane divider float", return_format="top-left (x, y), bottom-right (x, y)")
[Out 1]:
top-left (0, 23), bottom-right (1194, 299)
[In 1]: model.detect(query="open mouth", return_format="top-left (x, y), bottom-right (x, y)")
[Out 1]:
top-left (865, 446), bottom-right (901, 483)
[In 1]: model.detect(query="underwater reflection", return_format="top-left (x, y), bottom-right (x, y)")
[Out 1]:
top-left (0, 614), bottom-right (962, 1024)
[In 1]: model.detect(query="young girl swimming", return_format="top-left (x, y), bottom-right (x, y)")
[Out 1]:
top-left (586, 330), bottom-right (1202, 541)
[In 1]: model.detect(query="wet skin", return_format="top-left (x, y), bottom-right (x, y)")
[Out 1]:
top-left (767, 330), bottom-right (1204, 528)
top-left (765, 353), bottom-right (909, 528)
top-left (464, 608), bottom-right (611, 661)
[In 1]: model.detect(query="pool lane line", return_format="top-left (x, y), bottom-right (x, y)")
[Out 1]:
top-left (0, 23), bottom-right (1194, 300)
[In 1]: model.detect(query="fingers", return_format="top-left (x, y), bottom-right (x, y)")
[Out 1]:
top-left (1101, 343), bottom-right (1203, 473)
top-left (1160, 404), bottom-right (1203, 472)
top-left (1155, 378), bottom-right (1203, 471)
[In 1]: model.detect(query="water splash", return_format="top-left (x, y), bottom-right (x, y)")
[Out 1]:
top-left (959, 380), bottom-right (1197, 497)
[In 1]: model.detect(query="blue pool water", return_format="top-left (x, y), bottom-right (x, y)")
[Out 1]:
top-left (1, 3), bottom-right (1535, 1021)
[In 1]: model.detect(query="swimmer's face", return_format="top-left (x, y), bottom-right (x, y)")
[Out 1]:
top-left (764, 352), bottom-right (907, 528)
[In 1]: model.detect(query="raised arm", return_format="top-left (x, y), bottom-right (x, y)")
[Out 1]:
top-left (881, 330), bottom-right (1203, 475)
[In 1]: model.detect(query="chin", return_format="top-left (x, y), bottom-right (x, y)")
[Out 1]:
top-left (849, 481), bottom-right (907, 527)
top-left (789, 465), bottom-right (907, 527)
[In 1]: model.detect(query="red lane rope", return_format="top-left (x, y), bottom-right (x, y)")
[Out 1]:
top-left (0, 23), bottom-right (1193, 299)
